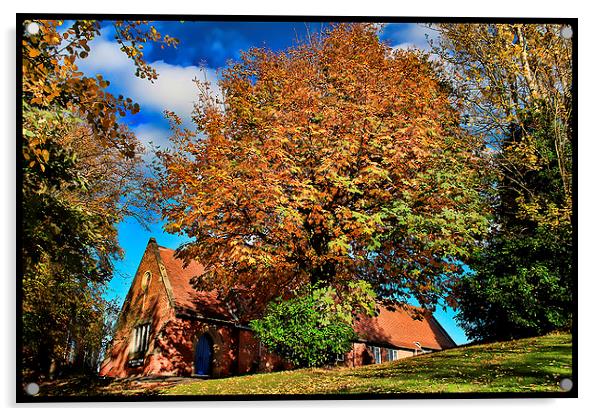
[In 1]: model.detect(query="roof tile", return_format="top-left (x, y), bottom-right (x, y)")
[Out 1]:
top-left (354, 305), bottom-right (456, 350)
top-left (158, 247), bottom-right (233, 320)
top-left (157, 246), bottom-right (455, 350)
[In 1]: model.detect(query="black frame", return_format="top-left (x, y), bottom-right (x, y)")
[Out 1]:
top-left (16, 13), bottom-right (578, 402)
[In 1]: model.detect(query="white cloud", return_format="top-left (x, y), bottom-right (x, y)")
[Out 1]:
top-left (132, 123), bottom-right (172, 150)
top-left (77, 39), bottom-right (221, 125)
top-left (76, 37), bottom-right (223, 159)
top-left (127, 61), bottom-right (214, 119)
top-left (79, 38), bottom-right (132, 73)
top-left (390, 24), bottom-right (438, 52)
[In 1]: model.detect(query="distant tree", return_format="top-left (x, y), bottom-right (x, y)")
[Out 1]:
top-left (155, 24), bottom-right (489, 317)
top-left (20, 19), bottom-right (177, 377)
top-left (250, 281), bottom-right (376, 368)
top-left (433, 24), bottom-right (573, 340)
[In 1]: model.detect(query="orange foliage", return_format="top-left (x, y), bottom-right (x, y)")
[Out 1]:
top-left (155, 24), bottom-right (488, 316)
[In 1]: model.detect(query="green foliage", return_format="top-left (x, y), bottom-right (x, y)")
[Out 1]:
top-left (250, 281), bottom-right (376, 367)
top-left (22, 104), bottom-right (117, 282)
top-left (455, 226), bottom-right (572, 342)
top-left (21, 104), bottom-right (118, 375)
top-left (22, 260), bottom-right (119, 375)
top-left (434, 24), bottom-right (573, 342)
top-left (454, 107), bottom-right (573, 342)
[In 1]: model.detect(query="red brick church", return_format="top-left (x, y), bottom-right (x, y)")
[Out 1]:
top-left (99, 238), bottom-right (456, 378)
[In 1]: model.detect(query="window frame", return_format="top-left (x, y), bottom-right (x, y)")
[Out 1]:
top-left (368, 345), bottom-right (381, 364)
top-left (132, 323), bottom-right (151, 354)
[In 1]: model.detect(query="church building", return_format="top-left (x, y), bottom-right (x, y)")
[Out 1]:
top-left (99, 238), bottom-right (456, 378)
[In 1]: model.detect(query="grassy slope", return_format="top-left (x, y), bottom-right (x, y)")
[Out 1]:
top-left (165, 333), bottom-right (572, 395)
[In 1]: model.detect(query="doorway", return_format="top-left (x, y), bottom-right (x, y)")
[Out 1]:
top-left (194, 333), bottom-right (213, 376)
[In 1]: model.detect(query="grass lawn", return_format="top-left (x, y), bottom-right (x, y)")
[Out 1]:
top-left (33, 332), bottom-right (572, 397)
top-left (164, 332), bottom-right (572, 395)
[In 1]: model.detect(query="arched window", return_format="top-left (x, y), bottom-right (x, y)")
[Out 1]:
top-left (141, 271), bottom-right (151, 292)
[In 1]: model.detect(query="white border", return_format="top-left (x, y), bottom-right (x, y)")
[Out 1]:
top-left (3, 0), bottom-right (598, 413)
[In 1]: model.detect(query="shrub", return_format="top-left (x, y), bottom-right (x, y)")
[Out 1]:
top-left (250, 281), bottom-right (375, 367)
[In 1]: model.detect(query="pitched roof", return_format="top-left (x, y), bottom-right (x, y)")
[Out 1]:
top-left (155, 242), bottom-right (456, 350)
top-left (354, 305), bottom-right (456, 350)
top-left (157, 246), bottom-right (235, 321)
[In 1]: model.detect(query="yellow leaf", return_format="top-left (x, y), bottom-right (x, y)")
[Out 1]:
top-left (28, 48), bottom-right (41, 58)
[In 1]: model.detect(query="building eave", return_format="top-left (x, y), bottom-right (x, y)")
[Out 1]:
top-left (174, 309), bottom-right (244, 328)
top-left (148, 237), bottom-right (176, 309)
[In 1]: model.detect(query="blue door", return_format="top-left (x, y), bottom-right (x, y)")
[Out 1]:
top-left (194, 334), bottom-right (212, 376)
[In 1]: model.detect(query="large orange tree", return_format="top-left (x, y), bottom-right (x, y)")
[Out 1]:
top-left (156, 24), bottom-right (489, 317)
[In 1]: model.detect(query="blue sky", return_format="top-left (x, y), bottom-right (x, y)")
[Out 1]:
top-left (77, 20), bottom-right (469, 345)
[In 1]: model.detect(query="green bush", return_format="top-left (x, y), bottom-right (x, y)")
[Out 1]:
top-left (250, 281), bottom-right (375, 367)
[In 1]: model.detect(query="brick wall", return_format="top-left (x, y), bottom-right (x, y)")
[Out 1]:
top-left (342, 342), bottom-right (416, 368)
top-left (100, 239), bottom-right (422, 379)
top-left (99, 241), bottom-right (175, 378)
top-left (99, 237), bottom-right (290, 378)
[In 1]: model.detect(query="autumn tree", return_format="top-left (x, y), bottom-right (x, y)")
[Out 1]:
top-left (432, 24), bottom-right (573, 340)
top-left (156, 24), bottom-right (489, 319)
top-left (20, 19), bottom-right (176, 377)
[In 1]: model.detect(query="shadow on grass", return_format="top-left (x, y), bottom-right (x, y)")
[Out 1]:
top-left (335, 336), bottom-right (572, 392)
top-left (36, 375), bottom-right (193, 397)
